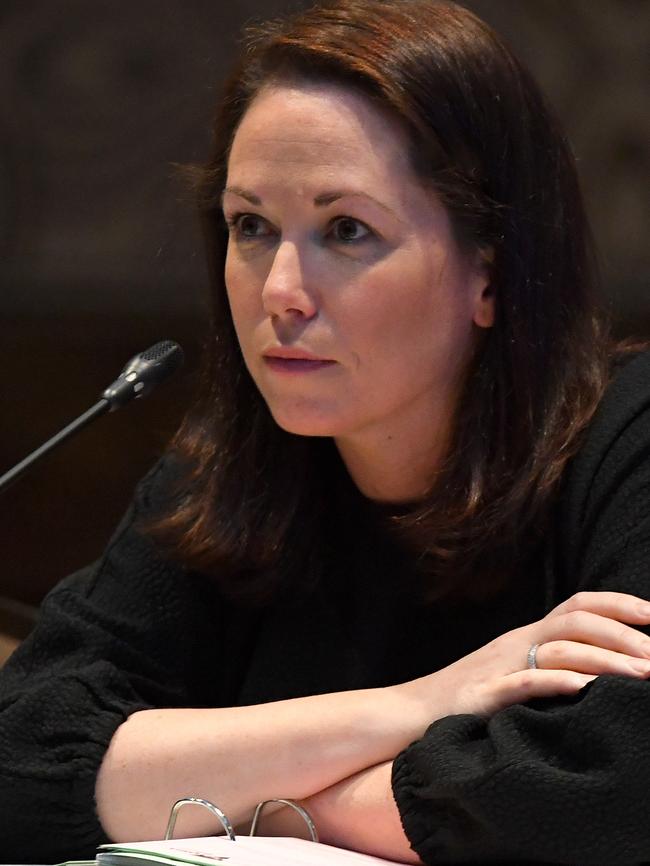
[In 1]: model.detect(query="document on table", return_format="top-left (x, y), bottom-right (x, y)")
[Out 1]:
top-left (94, 835), bottom-right (412, 866)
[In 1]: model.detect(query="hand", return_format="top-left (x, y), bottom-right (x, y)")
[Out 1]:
top-left (398, 591), bottom-right (650, 722)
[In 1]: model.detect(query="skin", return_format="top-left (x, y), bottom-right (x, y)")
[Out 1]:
top-left (223, 82), bottom-right (494, 502)
top-left (94, 83), bottom-right (650, 861)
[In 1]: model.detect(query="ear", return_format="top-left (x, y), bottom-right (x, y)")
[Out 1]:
top-left (471, 246), bottom-right (495, 329)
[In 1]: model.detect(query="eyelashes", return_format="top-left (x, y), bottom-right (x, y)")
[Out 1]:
top-left (330, 217), bottom-right (372, 244)
top-left (224, 212), bottom-right (375, 246)
top-left (224, 213), bottom-right (271, 239)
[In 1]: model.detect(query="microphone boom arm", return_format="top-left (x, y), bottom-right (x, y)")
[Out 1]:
top-left (0, 400), bottom-right (109, 495)
top-left (0, 340), bottom-right (183, 496)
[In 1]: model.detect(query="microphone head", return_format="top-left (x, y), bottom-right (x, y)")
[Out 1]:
top-left (101, 340), bottom-right (184, 411)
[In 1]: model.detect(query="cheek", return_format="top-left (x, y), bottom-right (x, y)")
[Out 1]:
top-left (224, 252), bottom-right (261, 333)
top-left (350, 253), bottom-right (475, 376)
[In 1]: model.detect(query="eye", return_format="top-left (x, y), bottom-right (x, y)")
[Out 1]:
top-left (225, 212), bottom-right (272, 239)
top-left (330, 217), bottom-right (372, 244)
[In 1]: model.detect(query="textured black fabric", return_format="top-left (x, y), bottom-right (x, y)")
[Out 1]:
top-left (393, 351), bottom-right (650, 864)
top-left (1, 352), bottom-right (649, 864)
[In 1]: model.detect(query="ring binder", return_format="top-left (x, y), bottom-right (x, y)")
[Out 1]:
top-left (163, 796), bottom-right (317, 842)
top-left (165, 797), bottom-right (236, 841)
top-left (250, 798), bottom-right (319, 842)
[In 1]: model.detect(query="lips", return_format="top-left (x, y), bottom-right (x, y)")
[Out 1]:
top-left (263, 356), bottom-right (336, 373)
top-left (262, 347), bottom-right (336, 374)
top-left (263, 347), bottom-right (332, 362)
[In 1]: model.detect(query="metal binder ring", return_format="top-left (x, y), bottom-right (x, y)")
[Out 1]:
top-left (249, 798), bottom-right (319, 842)
top-left (165, 797), bottom-right (236, 840)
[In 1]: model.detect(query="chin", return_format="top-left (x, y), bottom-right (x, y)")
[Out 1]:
top-left (272, 416), bottom-right (340, 438)
top-left (268, 404), bottom-right (346, 439)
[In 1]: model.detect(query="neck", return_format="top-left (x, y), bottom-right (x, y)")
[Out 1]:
top-left (335, 419), bottom-right (450, 504)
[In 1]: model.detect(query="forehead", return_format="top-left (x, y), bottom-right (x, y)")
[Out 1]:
top-left (227, 82), bottom-right (415, 187)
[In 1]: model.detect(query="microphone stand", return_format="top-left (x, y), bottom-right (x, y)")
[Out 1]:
top-left (0, 340), bottom-right (183, 497)
top-left (0, 400), bottom-right (110, 495)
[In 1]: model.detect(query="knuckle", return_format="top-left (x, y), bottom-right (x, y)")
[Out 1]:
top-left (517, 669), bottom-right (536, 692)
top-left (570, 589), bottom-right (597, 611)
top-left (569, 591), bottom-right (591, 611)
top-left (615, 623), bottom-right (632, 644)
top-left (550, 640), bottom-right (570, 662)
top-left (564, 609), bottom-right (589, 631)
top-left (558, 610), bottom-right (577, 631)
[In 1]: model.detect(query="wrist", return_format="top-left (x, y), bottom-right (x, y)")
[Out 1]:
top-left (387, 673), bottom-right (447, 741)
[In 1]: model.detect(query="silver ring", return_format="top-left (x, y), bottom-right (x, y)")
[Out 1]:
top-left (527, 643), bottom-right (540, 669)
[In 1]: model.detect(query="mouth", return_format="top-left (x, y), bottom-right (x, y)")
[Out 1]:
top-left (262, 348), bottom-right (337, 374)
top-left (263, 356), bottom-right (337, 373)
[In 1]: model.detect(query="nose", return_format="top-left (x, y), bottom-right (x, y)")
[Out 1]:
top-left (262, 240), bottom-right (317, 321)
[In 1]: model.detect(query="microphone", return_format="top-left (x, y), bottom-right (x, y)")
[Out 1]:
top-left (101, 340), bottom-right (184, 410)
top-left (0, 340), bottom-right (184, 495)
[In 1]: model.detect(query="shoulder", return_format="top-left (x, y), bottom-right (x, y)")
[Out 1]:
top-left (566, 349), bottom-right (650, 492)
top-left (24, 453), bottom-right (226, 681)
top-left (556, 349), bottom-right (650, 593)
top-left (46, 452), bottom-right (197, 610)
top-left (588, 349), bottom-right (650, 442)
top-left (130, 450), bottom-right (190, 516)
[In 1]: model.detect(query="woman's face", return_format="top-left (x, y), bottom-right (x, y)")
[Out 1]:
top-left (223, 82), bottom-right (493, 448)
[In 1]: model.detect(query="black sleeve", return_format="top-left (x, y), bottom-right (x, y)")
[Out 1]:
top-left (0, 458), bottom-right (221, 864)
top-left (392, 353), bottom-right (650, 864)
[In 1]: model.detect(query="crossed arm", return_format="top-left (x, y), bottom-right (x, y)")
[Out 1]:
top-left (262, 761), bottom-right (414, 862)
top-left (96, 591), bottom-right (650, 860)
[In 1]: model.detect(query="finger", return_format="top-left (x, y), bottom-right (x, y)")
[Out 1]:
top-left (488, 669), bottom-right (597, 714)
top-left (549, 591), bottom-right (650, 624)
top-left (535, 640), bottom-right (650, 677)
top-left (540, 610), bottom-right (650, 659)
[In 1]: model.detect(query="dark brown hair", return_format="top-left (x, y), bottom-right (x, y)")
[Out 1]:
top-left (151, 0), bottom-right (615, 602)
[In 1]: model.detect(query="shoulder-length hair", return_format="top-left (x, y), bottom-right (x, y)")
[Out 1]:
top-left (149, 0), bottom-right (613, 602)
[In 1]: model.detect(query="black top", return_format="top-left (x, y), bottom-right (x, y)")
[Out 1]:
top-left (1, 352), bottom-right (650, 864)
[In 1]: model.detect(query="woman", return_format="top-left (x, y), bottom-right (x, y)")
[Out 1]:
top-left (2, 1), bottom-right (650, 863)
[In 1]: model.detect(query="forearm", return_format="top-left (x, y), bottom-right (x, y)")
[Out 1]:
top-left (260, 763), bottom-right (421, 864)
top-left (95, 685), bottom-right (427, 843)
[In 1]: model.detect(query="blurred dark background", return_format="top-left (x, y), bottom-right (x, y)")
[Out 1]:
top-left (1, 0), bottom-right (649, 644)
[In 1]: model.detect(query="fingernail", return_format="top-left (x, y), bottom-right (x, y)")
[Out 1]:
top-left (637, 603), bottom-right (650, 616)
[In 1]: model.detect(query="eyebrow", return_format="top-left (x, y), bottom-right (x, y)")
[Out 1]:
top-left (222, 186), bottom-right (397, 217)
top-left (222, 186), bottom-right (262, 205)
